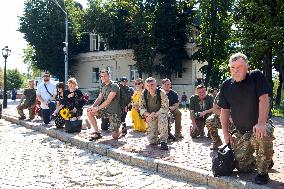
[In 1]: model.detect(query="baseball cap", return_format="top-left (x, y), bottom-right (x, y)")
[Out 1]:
top-left (120, 77), bottom-right (128, 82)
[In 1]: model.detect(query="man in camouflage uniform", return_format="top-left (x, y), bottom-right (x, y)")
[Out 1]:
top-left (17, 80), bottom-right (36, 120)
top-left (205, 92), bottom-right (235, 150)
top-left (219, 53), bottom-right (274, 185)
top-left (139, 77), bottom-right (169, 150)
top-left (87, 69), bottom-right (122, 140)
top-left (189, 84), bottom-right (214, 138)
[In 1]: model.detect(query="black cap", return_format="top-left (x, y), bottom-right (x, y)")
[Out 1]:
top-left (120, 77), bottom-right (128, 82)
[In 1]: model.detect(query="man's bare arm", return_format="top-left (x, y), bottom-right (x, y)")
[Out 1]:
top-left (97, 92), bottom-right (116, 110)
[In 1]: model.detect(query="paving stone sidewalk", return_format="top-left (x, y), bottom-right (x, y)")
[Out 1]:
top-left (2, 104), bottom-right (284, 189)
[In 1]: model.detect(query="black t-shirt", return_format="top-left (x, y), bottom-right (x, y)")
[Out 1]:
top-left (63, 89), bottom-right (85, 111)
top-left (218, 70), bottom-right (271, 133)
top-left (166, 90), bottom-right (179, 106)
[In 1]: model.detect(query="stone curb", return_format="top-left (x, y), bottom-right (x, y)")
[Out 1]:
top-left (2, 114), bottom-right (271, 189)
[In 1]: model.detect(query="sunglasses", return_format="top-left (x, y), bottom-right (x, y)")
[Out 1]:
top-left (135, 82), bottom-right (142, 85)
top-left (43, 75), bottom-right (50, 77)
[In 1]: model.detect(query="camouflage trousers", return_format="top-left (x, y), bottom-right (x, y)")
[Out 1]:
top-left (96, 109), bottom-right (121, 132)
top-left (17, 103), bottom-right (35, 119)
top-left (206, 114), bottom-right (235, 144)
top-left (147, 112), bottom-right (168, 144)
top-left (232, 121), bottom-right (275, 175)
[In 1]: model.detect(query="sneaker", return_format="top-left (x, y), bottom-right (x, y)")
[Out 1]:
top-left (26, 118), bottom-right (34, 122)
top-left (210, 141), bottom-right (223, 150)
top-left (160, 142), bottom-right (168, 150)
top-left (255, 173), bottom-right (269, 185)
top-left (18, 116), bottom-right (26, 120)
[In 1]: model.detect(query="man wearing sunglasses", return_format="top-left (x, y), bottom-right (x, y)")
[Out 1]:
top-left (119, 77), bottom-right (134, 136)
top-left (36, 72), bottom-right (56, 124)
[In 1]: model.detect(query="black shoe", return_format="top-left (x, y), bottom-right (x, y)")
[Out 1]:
top-left (18, 116), bottom-right (26, 120)
top-left (160, 142), bottom-right (168, 150)
top-left (168, 133), bottom-right (177, 141)
top-left (268, 160), bottom-right (274, 169)
top-left (121, 126), bottom-right (127, 137)
top-left (255, 173), bottom-right (269, 185)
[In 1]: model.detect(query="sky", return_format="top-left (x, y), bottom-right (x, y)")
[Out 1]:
top-left (0, 0), bottom-right (88, 74)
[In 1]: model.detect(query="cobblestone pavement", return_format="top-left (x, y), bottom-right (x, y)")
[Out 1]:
top-left (0, 119), bottom-right (211, 189)
top-left (2, 101), bottom-right (284, 189)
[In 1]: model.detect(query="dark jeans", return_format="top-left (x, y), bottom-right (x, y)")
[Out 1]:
top-left (121, 107), bottom-right (128, 125)
top-left (41, 101), bottom-right (56, 124)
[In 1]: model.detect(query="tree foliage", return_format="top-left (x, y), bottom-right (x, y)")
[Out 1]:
top-left (7, 69), bottom-right (25, 90)
top-left (19, 0), bottom-right (86, 81)
top-left (153, 0), bottom-right (193, 78)
top-left (22, 45), bottom-right (42, 78)
top-left (86, 0), bottom-right (194, 78)
top-left (194, 0), bottom-right (234, 87)
top-left (86, 0), bottom-right (137, 50)
top-left (233, 0), bottom-right (284, 90)
top-left (130, 0), bottom-right (158, 76)
top-left (0, 67), bottom-right (3, 89)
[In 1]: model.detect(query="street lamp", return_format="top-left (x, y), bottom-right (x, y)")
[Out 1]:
top-left (2, 46), bottom-right (11, 109)
top-left (53, 0), bottom-right (68, 84)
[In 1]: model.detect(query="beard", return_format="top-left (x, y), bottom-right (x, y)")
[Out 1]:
top-left (44, 78), bottom-right (49, 82)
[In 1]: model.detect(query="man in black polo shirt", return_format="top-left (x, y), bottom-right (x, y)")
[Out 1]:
top-left (218, 52), bottom-right (274, 185)
top-left (162, 78), bottom-right (183, 139)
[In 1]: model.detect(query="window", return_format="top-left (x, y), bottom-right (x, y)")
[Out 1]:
top-left (175, 71), bottom-right (183, 79)
top-left (92, 68), bottom-right (99, 83)
top-left (130, 65), bottom-right (139, 81)
top-left (90, 33), bottom-right (107, 51)
top-left (90, 33), bottom-right (99, 51)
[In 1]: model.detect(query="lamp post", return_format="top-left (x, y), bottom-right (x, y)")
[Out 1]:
top-left (53, 0), bottom-right (68, 84)
top-left (2, 46), bottom-right (11, 109)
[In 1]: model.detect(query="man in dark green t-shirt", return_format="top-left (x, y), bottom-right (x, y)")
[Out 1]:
top-left (17, 80), bottom-right (36, 120)
top-left (189, 84), bottom-right (214, 138)
top-left (87, 69), bottom-right (123, 141)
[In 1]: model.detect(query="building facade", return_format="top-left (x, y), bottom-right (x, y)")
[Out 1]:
top-left (73, 34), bottom-right (205, 100)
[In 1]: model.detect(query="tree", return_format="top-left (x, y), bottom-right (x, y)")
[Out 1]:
top-left (193, 0), bottom-right (234, 87)
top-left (19, 0), bottom-right (86, 81)
top-left (22, 45), bottom-right (41, 78)
top-left (130, 0), bottom-right (158, 76)
top-left (153, 0), bottom-right (192, 79)
top-left (86, 0), bottom-right (136, 50)
top-left (7, 69), bottom-right (25, 90)
top-left (0, 67), bottom-right (3, 89)
top-left (233, 0), bottom-right (284, 91)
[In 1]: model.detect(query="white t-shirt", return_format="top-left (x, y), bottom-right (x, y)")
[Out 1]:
top-left (36, 82), bottom-right (56, 109)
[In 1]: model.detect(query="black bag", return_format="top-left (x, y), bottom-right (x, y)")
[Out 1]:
top-left (65, 120), bottom-right (82, 133)
top-left (212, 143), bottom-right (236, 177)
top-left (101, 117), bottom-right (109, 131)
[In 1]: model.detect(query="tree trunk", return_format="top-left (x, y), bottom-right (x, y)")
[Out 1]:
top-left (275, 63), bottom-right (284, 106)
top-left (204, 59), bottom-right (213, 87)
top-left (262, 47), bottom-right (273, 94)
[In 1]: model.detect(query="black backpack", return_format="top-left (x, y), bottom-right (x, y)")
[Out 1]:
top-left (212, 143), bottom-right (236, 177)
